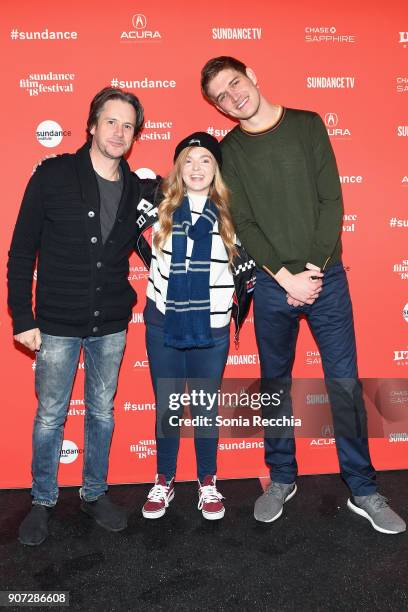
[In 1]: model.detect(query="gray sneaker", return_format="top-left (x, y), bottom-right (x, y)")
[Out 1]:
top-left (347, 493), bottom-right (406, 534)
top-left (254, 481), bottom-right (297, 523)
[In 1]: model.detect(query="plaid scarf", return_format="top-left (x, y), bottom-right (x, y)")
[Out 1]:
top-left (164, 196), bottom-right (218, 348)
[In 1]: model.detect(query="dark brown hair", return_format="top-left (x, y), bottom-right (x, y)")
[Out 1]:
top-left (86, 87), bottom-right (144, 142)
top-left (201, 56), bottom-right (247, 99)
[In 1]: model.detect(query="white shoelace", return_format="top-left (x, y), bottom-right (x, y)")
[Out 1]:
top-left (147, 483), bottom-right (170, 507)
top-left (198, 483), bottom-right (225, 510)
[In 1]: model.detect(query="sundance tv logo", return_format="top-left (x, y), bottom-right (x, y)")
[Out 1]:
top-left (212, 26), bottom-right (262, 40)
top-left (397, 126), bottom-right (408, 137)
top-left (120, 14), bottom-right (162, 41)
top-left (307, 76), bottom-right (355, 89)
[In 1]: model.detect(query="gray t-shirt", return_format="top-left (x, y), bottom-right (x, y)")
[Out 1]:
top-left (95, 169), bottom-right (123, 244)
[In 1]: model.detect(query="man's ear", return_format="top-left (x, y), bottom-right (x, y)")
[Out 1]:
top-left (90, 123), bottom-right (96, 136)
top-left (246, 67), bottom-right (258, 86)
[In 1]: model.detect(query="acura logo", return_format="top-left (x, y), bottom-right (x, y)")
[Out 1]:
top-left (321, 424), bottom-right (334, 437)
top-left (132, 14), bottom-right (147, 29)
top-left (324, 112), bottom-right (338, 127)
top-left (399, 32), bottom-right (408, 44)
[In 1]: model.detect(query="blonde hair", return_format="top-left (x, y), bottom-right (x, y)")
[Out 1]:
top-left (154, 147), bottom-right (237, 264)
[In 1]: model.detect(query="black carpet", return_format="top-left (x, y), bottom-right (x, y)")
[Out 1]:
top-left (1, 472), bottom-right (407, 611)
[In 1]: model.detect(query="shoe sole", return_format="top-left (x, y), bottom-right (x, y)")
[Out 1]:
top-left (142, 490), bottom-right (175, 519)
top-left (347, 498), bottom-right (405, 534)
top-left (254, 483), bottom-right (298, 523)
top-left (18, 534), bottom-right (48, 546)
top-left (202, 507), bottom-right (225, 520)
top-left (80, 506), bottom-right (127, 532)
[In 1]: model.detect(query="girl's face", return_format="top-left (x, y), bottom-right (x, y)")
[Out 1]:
top-left (181, 147), bottom-right (216, 196)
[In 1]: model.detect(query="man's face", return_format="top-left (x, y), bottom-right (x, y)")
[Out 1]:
top-left (206, 67), bottom-right (261, 121)
top-left (90, 99), bottom-right (136, 159)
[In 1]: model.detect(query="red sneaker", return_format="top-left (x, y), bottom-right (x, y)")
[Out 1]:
top-left (142, 474), bottom-right (175, 519)
top-left (198, 475), bottom-right (225, 520)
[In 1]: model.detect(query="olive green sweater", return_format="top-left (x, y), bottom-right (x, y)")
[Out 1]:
top-left (221, 108), bottom-right (343, 274)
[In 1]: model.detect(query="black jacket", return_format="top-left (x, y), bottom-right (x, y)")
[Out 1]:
top-left (7, 143), bottom-right (158, 337)
top-left (133, 197), bottom-right (256, 345)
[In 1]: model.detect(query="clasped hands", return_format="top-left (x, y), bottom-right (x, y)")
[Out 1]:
top-left (273, 265), bottom-right (323, 308)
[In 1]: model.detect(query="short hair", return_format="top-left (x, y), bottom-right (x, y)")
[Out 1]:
top-left (201, 56), bottom-right (247, 99)
top-left (86, 86), bottom-right (144, 142)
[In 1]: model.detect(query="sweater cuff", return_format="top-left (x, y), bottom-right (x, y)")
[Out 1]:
top-left (12, 313), bottom-right (37, 335)
top-left (308, 247), bottom-right (332, 271)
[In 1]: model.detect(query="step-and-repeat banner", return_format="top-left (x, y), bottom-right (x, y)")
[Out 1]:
top-left (1, 0), bottom-right (407, 488)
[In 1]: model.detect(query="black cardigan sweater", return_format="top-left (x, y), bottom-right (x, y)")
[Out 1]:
top-left (7, 143), bottom-right (158, 337)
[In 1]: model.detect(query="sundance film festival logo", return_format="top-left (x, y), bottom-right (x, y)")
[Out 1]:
top-left (304, 26), bottom-right (355, 43)
top-left (396, 77), bottom-right (408, 93)
top-left (130, 439), bottom-right (156, 459)
top-left (36, 120), bottom-right (71, 148)
top-left (19, 72), bottom-right (75, 97)
top-left (68, 398), bottom-right (85, 416)
top-left (343, 213), bottom-right (358, 233)
top-left (120, 14), bottom-right (162, 41)
top-left (140, 119), bottom-right (173, 142)
top-left (397, 126), bottom-right (408, 137)
top-left (307, 76), bottom-right (355, 89)
top-left (212, 26), bottom-right (262, 40)
top-left (402, 176), bottom-right (408, 185)
top-left (324, 112), bottom-right (351, 139)
top-left (403, 304), bottom-right (408, 323)
top-left (399, 32), bottom-right (408, 47)
top-left (393, 260), bottom-right (408, 280)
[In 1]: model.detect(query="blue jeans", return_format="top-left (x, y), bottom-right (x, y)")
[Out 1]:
top-left (32, 330), bottom-right (126, 506)
top-left (146, 324), bottom-right (230, 482)
top-left (254, 264), bottom-right (377, 496)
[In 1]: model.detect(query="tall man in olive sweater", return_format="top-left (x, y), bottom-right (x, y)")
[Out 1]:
top-left (201, 57), bottom-right (405, 534)
top-left (8, 87), bottom-right (157, 545)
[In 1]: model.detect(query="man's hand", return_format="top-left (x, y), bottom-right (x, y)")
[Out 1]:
top-left (32, 154), bottom-right (57, 175)
top-left (14, 328), bottom-right (42, 351)
top-left (272, 267), bottom-right (323, 304)
top-left (287, 295), bottom-right (305, 307)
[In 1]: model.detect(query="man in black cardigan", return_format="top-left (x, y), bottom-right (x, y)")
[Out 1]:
top-left (8, 87), bottom-right (157, 545)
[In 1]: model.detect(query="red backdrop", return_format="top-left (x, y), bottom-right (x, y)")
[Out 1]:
top-left (1, 0), bottom-right (407, 488)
